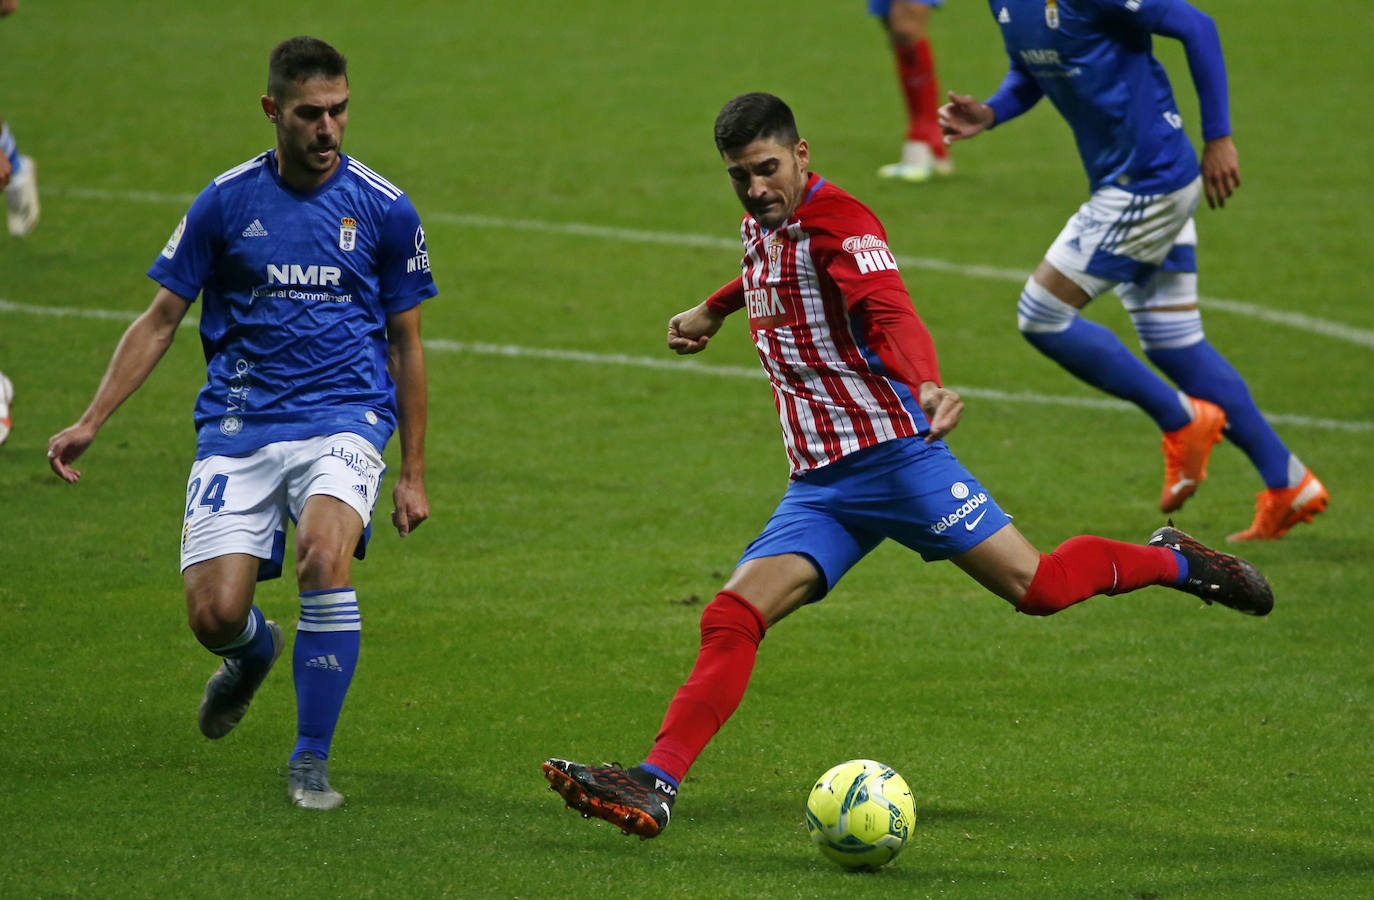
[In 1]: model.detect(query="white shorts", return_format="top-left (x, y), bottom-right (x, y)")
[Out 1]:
top-left (1045, 176), bottom-right (1202, 299)
top-left (180, 432), bottom-right (385, 579)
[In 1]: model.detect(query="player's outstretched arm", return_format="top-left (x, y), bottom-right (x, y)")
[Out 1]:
top-left (1200, 135), bottom-right (1240, 209)
top-left (667, 302), bottom-right (726, 355)
top-left (386, 305), bottom-right (429, 537)
top-left (47, 287), bottom-right (191, 483)
top-left (939, 91), bottom-right (997, 144)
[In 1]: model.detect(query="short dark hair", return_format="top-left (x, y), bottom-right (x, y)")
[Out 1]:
top-left (714, 93), bottom-right (800, 154)
top-left (267, 36), bottom-right (348, 101)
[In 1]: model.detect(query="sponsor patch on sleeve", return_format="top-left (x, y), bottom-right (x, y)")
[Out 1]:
top-left (842, 234), bottom-right (899, 275)
top-left (161, 215), bottom-right (187, 260)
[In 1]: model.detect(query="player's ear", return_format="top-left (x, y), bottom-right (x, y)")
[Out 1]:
top-left (795, 139), bottom-right (810, 170)
top-left (261, 94), bottom-right (278, 123)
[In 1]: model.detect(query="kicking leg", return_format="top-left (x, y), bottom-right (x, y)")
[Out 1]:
top-left (952, 521), bottom-right (1271, 617)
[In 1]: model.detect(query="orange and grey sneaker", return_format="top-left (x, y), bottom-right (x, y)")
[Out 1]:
top-left (543, 758), bottom-right (676, 839)
top-left (1160, 397), bottom-right (1227, 513)
top-left (1227, 469), bottom-right (1328, 542)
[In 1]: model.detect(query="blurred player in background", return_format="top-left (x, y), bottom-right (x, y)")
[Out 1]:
top-left (47, 36), bottom-right (434, 810)
top-left (2, 0), bottom-right (35, 446)
top-left (0, 369), bottom-right (12, 444)
top-left (940, 0), bottom-right (1325, 541)
top-left (2, 0), bottom-right (41, 237)
top-left (871, 0), bottom-right (953, 182)
top-left (542, 93), bottom-right (1273, 840)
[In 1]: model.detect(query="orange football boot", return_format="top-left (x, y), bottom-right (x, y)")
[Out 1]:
top-left (1159, 397), bottom-right (1227, 513)
top-left (1228, 469), bottom-right (1329, 542)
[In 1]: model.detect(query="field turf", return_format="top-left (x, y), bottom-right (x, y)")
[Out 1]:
top-left (1, 1), bottom-right (1370, 897)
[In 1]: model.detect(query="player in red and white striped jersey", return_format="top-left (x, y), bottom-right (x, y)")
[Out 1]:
top-left (542, 93), bottom-right (1272, 840)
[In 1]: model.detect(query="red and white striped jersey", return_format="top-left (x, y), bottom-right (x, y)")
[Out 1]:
top-left (731, 174), bottom-right (934, 477)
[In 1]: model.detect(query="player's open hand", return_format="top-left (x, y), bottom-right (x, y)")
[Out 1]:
top-left (667, 303), bottom-right (725, 355)
top-left (391, 476), bottom-right (429, 537)
top-left (1200, 135), bottom-right (1241, 209)
top-left (47, 423), bottom-right (96, 483)
top-left (939, 91), bottom-right (996, 144)
top-left (919, 382), bottom-right (963, 442)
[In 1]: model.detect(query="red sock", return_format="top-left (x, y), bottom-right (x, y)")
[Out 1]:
top-left (644, 591), bottom-right (766, 782)
top-left (894, 37), bottom-right (947, 160)
top-left (1017, 535), bottom-right (1181, 616)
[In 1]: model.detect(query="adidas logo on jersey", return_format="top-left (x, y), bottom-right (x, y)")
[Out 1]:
top-left (305, 654), bottom-right (344, 672)
top-left (241, 218), bottom-right (269, 237)
top-left (998, 6), bottom-right (1011, 22)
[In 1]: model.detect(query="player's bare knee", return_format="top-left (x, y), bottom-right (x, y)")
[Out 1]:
top-left (186, 592), bottom-right (248, 647)
top-left (886, 1), bottom-right (931, 44)
top-left (294, 539), bottom-right (351, 592)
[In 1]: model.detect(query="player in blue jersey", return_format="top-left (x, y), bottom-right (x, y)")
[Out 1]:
top-left (940, 0), bottom-right (1327, 541)
top-left (2, 0), bottom-right (40, 237)
top-left (47, 36), bottom-right (436, 809)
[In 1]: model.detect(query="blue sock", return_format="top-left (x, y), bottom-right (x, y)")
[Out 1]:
top-left (637, 763), bottom-right (679, 791)
top-left (291, 588), bottom-right (361, 762)
top-left (1171, 550), bottom-right (1189, 584)
top-left (1024, 318), bottom-right (1191, 431)
top-left (0, 122), bottom-right (20, 172)
top-left (1147, 340), bottom-right (1293, 488)
top-left (209, 605), bottom-right (276, 674)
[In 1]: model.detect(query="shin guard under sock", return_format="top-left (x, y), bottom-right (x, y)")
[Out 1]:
top-left (644, 591), bottom-right (766, 782)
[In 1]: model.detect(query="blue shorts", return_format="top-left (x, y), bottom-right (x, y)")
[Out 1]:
top-left (868, 0), bottom-right (943, 16)
top-left (737, 436), bottom-right (1011, 599)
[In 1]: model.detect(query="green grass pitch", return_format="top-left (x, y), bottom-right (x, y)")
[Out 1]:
top-left (2, 1), bottom-right (1371, 897)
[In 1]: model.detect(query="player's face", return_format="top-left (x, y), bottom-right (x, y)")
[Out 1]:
top-left (263, 75), bottom-right (350, 190)
top-left (722, 137), bottom-right (810, 230)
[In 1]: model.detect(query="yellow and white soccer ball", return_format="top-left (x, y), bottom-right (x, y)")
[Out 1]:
top-left (805, 758), bottom-right (916, 870)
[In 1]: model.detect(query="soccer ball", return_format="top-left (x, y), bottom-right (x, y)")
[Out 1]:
top-left (805, 759), bottom-right (916, 870)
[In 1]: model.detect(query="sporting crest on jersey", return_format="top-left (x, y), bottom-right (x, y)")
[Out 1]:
top-left (1045, 0), bottom-right (1060, 29)
top-left (339, 216), bottom-right (357, 252)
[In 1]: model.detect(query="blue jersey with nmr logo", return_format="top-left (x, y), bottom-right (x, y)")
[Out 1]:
top-left (987, 0), bottom-right (1200, 194)
top-left (148, 150), bottom-right (437, 460)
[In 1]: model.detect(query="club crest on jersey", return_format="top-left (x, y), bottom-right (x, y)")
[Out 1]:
top-left (339, 216), bottom-right (357, 251)
top-left (1045, 0), bottom-right (1060, 29)
top-left (842, 234), bottom-right (898, 275)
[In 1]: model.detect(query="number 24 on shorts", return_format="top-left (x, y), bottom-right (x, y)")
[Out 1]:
top-left (186, 473), bottom-right (230, 517)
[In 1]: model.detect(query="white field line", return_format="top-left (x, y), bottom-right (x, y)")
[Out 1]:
top-left (3, 297), bottom-right (1369, 433)
top-left (49, 185), bottom-right (1374, 351)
